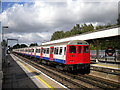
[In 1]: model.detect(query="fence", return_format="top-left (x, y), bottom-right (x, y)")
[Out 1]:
top-left (90, 50), bottom-right (120, 63)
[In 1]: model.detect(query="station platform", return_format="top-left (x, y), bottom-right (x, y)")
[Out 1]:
top-left (2, 54), bottom-right (67, 89)
top-left (91, 62), bottom-right (120, 70)
top-left (2, 54), bottom-right (39, 89)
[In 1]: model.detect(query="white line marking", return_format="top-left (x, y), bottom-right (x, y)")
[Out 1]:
top-left (11, 54), bottom-right (68, 89)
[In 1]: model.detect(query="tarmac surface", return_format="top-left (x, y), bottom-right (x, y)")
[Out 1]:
top-left (2, 54), bottom-right (39, 89)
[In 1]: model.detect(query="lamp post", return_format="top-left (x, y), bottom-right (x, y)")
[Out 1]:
top-left (2, 26), bottom-right (8, 41)
top-left (1, 26), bottom-right (8, 64)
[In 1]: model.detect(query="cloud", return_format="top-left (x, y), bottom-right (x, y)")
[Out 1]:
top-left (0, 1), bottom-right (118, 46)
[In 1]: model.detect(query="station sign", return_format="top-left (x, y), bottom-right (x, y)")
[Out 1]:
top-left (105, 47), bottom-right (115, 56)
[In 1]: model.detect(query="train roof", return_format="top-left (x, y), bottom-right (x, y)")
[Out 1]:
top-left (41, 40), bottom-right (89, 46)
top-left (14, 40), bottom-right (89, 50)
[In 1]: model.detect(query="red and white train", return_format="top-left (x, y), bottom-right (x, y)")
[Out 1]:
top-left (13, 40), bottom-right (90, 72)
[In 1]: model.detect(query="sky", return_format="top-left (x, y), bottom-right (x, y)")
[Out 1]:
top-left (0, 0), bottom-right (119, 46)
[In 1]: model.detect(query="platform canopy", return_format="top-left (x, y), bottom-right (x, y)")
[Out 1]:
top-left (42, 27), bottom-right (120, 45)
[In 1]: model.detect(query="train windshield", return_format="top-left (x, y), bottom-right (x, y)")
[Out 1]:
top-left (69, 46), bottom-right (76, 53)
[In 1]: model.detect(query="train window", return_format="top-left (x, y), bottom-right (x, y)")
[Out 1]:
top-left (54, 48), bottom-right (56, 54)
top-left (56, 47), bottom-right (59, 54)
top-left (84, 46), bottom-right (88, 53)
top-left (78, 46), bottom-right (82, 53)
top-left (64, 47), bottom-right (66, 55)
top-left (69, 46), bottom-right (76, 53)
top-left (59, 47), bottom-right (63, 55)
top-left (32, 49), bottom-right (34, 52)
top-left (43, 48), bottom-right (46, 53)
top-left (54, 47), bottom-right (59, 54)
top-left (46, 48), bottom-right (49, 54)
top-left (36, 49), bottom-right (39, 53)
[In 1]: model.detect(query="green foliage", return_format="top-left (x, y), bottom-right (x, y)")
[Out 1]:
top-left (13, 44), bottom-right (20, 49)
top-left (50, 23), bottom-right (94, 41)
top-left (96, 24), bottom-right (113, 30)
top-left (81, 24), bottom-right (94, 33)
top-left (20, 44), bottom-right (28, 48)
top-left (13, 44), bottom-right (28, 49)
top-left (104, 37), bottom-right (120, 50)
top-left (29, 43), bottom-right (38, 47)
top-left (51, 31), bottom-right (65, 41)
top-left (50, 22), bottom-right (119, 50)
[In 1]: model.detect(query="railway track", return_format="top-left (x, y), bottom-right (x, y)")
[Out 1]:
top-left (91, 66), bottom-right (120, 75)
top-left (13, 53), bottom-right (120, 89)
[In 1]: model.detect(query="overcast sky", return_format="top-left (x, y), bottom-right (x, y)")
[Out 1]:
top-left (0, 0), bottom-right (119, 46)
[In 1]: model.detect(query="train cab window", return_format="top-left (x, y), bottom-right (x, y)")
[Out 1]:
top-left (59, 47), bottom-right (63, 55)
top-left (84, 46), bottom-right (89, 53)
top-left (69, 46), bottom-right (76, 53)
top-left (78, 46), bottom-right (82, 53)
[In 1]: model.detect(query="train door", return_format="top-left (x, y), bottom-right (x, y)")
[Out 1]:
top-left (34, 48), bottom-right (36, 57)
top-left (50, 47), bottom-right (54, 61)
top-left (31, 48), bottom-right (33, 56)
top-left (40, 47), bottom-right (43, 59)
top-left (76, 45), bottom-right (83, 63)
top-left (29, 49), bottom-right (31, 56)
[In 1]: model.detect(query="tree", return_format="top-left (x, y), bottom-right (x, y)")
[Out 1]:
top-left (13, 44), bottom-right (21, 49)
top-left (50, 23), bottom-right (95, 41)
top-left (81, 24), bottom-right (94, 33)
top-left (20, 44), bottom-right (28, 48)
top-left (50, 31), bottom-right (65, 41)
top-left (29, 43), bottom-right (38, 47)
top-left (12, 44), bottom-right (28, 49)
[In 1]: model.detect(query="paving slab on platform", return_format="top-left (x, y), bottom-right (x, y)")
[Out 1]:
top-left (2, 55), bottom-right (39, 89)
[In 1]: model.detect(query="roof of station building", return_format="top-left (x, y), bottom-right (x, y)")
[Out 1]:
top-left (42, 26), bottom-right (120, 46)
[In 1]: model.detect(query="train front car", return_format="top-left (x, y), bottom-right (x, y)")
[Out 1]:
top-left (65, 40), bottom-right (90, 73)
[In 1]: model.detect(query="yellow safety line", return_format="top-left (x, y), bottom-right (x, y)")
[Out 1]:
top-left (94, 64), bottom-right (120, 69)
top-left (18, 61), bottom-right (54, 90)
